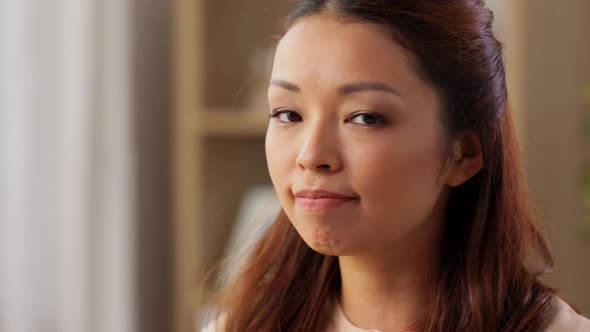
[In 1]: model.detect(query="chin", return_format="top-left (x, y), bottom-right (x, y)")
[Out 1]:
top-left (286, 210), bottom-right (359, 255)
top-left (298, 226), bottom-right (355, 256)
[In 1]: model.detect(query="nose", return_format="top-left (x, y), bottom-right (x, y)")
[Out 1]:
top-left (295, 120), bottom-right (342, 172)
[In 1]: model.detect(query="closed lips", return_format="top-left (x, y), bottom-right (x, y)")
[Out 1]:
top-left (294, 190), bottom-right (357, 199)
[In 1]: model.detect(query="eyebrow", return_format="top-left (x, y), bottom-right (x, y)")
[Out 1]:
top-left (270, 79), bottom-right (404, 98)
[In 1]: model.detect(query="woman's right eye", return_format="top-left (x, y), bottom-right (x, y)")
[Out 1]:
top-left (268, 110), bottom-right (302, 123)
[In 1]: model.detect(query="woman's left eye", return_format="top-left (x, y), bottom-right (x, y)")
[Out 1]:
top-left (349, 113), bottom-right (384, 126)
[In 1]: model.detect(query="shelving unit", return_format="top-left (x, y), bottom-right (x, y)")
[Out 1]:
top-left (172, 1), bottom-right (293, 331)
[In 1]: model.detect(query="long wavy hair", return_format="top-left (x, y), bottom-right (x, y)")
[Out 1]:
top-left (208, 1), bottom-right (557, 331)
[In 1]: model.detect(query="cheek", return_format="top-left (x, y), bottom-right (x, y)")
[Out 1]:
top-left (353, 132), bottom-right (445, 230)
top-left (265, 133), bottom-right (286, 191)
top-left (265, 131), bottom-right (296, 206)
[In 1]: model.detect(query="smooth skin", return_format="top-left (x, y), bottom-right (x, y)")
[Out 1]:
top-left (265, 13), bottom-right (482, 331)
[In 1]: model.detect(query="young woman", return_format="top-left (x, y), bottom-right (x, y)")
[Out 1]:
top-left (203, 1), bottom-right (590, 331)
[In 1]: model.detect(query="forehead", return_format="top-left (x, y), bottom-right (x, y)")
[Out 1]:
top-left (271, 14), bottom-right (420, 95)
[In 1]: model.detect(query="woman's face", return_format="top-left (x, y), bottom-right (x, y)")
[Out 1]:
top-left (265, 14), bottom-right (451, 256)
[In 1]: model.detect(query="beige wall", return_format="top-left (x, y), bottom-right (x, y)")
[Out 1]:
top-left (520, 0), bottom-right (590, 314)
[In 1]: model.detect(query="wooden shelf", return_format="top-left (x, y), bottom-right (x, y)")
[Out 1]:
top-left (172, 0), bottom-right (292, 331)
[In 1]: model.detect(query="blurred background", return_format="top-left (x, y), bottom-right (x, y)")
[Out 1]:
top-left (0, 0), bottom-right (588, 332)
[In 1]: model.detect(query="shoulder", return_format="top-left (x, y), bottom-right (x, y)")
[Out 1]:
top-left (544, 296), bottom-right (590, 332)
top-left (200, 312), bottom-right (228, 332)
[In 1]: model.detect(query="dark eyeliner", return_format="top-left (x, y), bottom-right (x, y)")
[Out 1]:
top-left (348, 111), bottom-right (386, 126)
top-left (267, 109), bottom-right (281, 118)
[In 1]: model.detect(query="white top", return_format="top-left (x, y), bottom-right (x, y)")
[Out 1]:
top-left (202, 296), bottom-right (590, 331)
top-left (326, 297), bottom-right (590, 332)
top-left (543, 298), bottom-right (590, 332)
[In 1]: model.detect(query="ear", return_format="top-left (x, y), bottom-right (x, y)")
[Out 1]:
top-left (445, 133), bottom-right (483, 187)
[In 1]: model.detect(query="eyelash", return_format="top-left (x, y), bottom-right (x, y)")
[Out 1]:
top-left (267, 110), bottom-right (385, 127)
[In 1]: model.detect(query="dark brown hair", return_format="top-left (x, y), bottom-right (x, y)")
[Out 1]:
top-left (209, 1), bottom-right (556, 331)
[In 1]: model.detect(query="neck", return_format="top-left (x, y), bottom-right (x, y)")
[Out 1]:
top-left (337, 197), bottom-right (446, 331)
